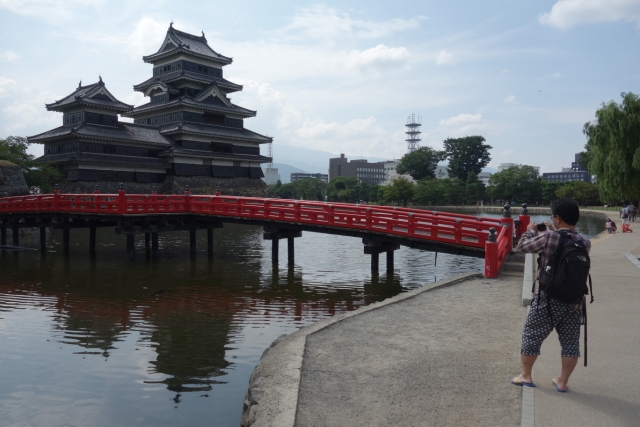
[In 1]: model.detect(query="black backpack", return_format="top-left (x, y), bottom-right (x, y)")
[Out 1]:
top-left (537, 230), bottom-right (594, 365)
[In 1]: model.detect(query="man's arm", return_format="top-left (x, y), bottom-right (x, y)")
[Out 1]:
top-left (517, 223), bottom-right (548, 254)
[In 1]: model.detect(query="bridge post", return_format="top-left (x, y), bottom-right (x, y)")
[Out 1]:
top-left (272, 238), bottom-right (279, 265)
top-left (62, 219), bottom-right (70, 256)
top-left (127, 233), bottom-right (135, 260)
top-left (12, 220), bottom-right (19, 246)
top-left (207, 228), bottom-right (214, 256)
top-left (40, 226), bottom-right (47, 254)
top-left (288, 237), bottom-right (294, 266)
top-left (501, 204), bottom-right (514, 249)
top-left (152, 231), bottom-right (159, 254)
top-left (263, 227), bottom-right (302, 267)
top-left (90, 225), bottom-right (97, 255)
top-left (363, 239), bottom-right (400, 274)
top-left (484, 227), bottom-right (498, 278)
top-left (1, 220), bottom-right (6, 245)
top-left (144, 232), bottom-right (151, 253)
top-left (189, 227), bottom-right (197, 257)
top-left (371, 252), bottom-right (379, 273)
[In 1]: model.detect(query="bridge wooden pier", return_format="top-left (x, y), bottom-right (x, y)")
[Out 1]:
top-left (0, 187), bottom-right (531, 277)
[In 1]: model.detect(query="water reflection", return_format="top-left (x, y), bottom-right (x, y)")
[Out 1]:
top-left (0, 214), bottom-right (605, 427)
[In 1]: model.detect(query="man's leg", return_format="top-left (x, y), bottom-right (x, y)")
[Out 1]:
top-left (553, 356), bottom-right (578, 391)
top-left (519, 355), bottom-right (538, 383)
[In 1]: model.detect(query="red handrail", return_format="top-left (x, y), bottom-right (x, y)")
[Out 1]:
top-left (0, 192), bottom-right (522, 277)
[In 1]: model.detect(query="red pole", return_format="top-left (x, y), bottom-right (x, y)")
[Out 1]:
top-left (118, 183), bottom-right (126, 215)
top-left (500, 204), bottom-right (514, 250)
top-left (184, 185), bottom-right (190, 213)
top-left (484, 227), bottom-right (498, 278)
top-left (518, 203), bottom-right (530, 237)
top-left (54, 184), bottom-right (60, 211)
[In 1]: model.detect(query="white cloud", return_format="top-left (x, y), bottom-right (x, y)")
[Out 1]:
top-left (503, 95), bottom-right (517, 104)
top-left (500, 69), bottom-right (509, 74)
top-left (337, 44), bottom-right (411, 71)
top-left (125, 16), bottom-right (168, 59)
top-left (294, 116), bottom-right (395, 155)
top-left (436, 50), bottom-right (453, 65)
top-left (539, 0), bottom-right (640, 29)
top-left (438, 113), bottom-right (485, 136)
top-left (439, 113), bottom-right (482, 127)
top-left (2, 89), bottom-right (60, 134)
top-left (540, 71), bottom-right (561, 81)
top-left (0, 0), bottom-right (101, 22)
top-left (272, 5), bottom-right (424, 43)
top-left (0, 76), bottom-right (17, 97)
top-left (0, 51), bottom-right (19, 62)
top-left (242, 81), bottom-right (301, 129)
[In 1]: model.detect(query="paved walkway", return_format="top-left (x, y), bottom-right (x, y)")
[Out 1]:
top-left (295, 274), bottom-right (526, 426)
top-left (249, 222), bottom-right (640, 427)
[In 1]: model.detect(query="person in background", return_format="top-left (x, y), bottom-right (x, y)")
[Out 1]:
top-left (620, 205), bottom-right (630, 225)
top-left (630, 204), bottom-right (637, 222)
top-left (606, 218), bottom-right (612, 234)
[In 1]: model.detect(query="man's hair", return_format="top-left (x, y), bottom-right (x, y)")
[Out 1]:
top-left (551, 198), bottom-right (579, 226)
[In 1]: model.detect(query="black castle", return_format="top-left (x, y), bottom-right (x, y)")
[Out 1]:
top-left (29, 24), bottom-right (272, 195)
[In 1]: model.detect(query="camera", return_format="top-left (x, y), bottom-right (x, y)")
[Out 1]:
top-left (537, 223), bottom-right (547, 232)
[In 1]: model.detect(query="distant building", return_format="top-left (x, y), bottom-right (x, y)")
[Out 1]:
top-left (478, 172), bottom-right (492, 185)
top-left (263, 167), bottom-right (281, 185)
top-left (382, 160), bottom-right (415, 185)
top-left (542, 153), bottom-right (592, 183)
top-left (291, 172), bottom-right (328, 183)
top-left (498, 163), bottom-right (540, 174)
top-left (435, 166), bottom-right (449, 179)
top-left (328, 154), bottom-right (385, 184)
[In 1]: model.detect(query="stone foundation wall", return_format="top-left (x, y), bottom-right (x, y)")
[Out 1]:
top-left (0, 160), bottom-right (30, 197)
top-left (57, 176), bottom-right (276, 197)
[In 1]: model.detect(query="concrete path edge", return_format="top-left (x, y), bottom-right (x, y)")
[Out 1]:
top-left (241, 272), bottom-right (484, 427)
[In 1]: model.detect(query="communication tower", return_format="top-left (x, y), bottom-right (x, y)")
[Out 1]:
top-left (267, 141), bottom-right (273, 167)
top-left (405, 114), bottom-right (422, 153)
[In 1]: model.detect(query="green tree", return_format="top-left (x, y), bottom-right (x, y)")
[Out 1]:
top-left (487, 166), bottom-right (541, 204)
top-left (413, 178), bottom-right (445, 205)
top-left (464, 172), bottom-right (486, 204)
top-left (326, 176), bottom-right (359, 202)
top-left (384, 177), bottom-right (415, 207)
top-left (442, 135), bottom-right (492, 181)
top-left (555, 181), bottom-right (601, 206)
top-left (0, 136), bottom-right (63, 193)
top-left (540, 181), bottom-right (566, 205)
top-left (583, 92), bottom-right (640, 203)
top-left (396, 146), bottom-right (446, 181)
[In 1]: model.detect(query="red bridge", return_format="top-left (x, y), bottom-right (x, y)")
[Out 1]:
top-left (0, 188), bottom-right (531, 278)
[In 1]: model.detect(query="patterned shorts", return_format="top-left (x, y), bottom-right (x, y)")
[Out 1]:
top-left (521, 292), bottom-right (583, 357)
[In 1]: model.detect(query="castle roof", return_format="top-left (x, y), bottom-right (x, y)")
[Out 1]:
top-left (35, 151), bottom-right (170, 169)
top-left (45, 78), bottom-right (133, 113)
top-left (158, 144), bottom-right (272, 162)
top-left (133, 72), bottom-right (242, 93)
top-left (159, 122), bottom-right (272, 144)
top-left (143, 24), bottom-right (232, 65)
top-left (124, 95), bottom-right (257, 119)
top-left (28, 123), bottom-right (173, 147)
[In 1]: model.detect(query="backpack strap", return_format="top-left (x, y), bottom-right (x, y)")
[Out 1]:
top-left (582, 297), bottom-right (588, 367)
top-left (588, 274), bottom-right (594, 304)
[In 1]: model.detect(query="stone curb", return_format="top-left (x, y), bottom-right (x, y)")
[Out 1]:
top-left (624, 252), bottom-right (640, 271)
top-left (241, 272), bottom-right (484, 427)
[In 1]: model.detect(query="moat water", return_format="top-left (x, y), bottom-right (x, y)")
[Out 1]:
top-left (0, 212), bottom-right (604, 426)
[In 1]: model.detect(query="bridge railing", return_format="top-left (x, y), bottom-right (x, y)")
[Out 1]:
top-left (0, 191), bottom-right (526, 278)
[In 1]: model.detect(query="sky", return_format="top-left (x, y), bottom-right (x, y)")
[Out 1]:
top-left (0, 0), bottom-right (639, 173)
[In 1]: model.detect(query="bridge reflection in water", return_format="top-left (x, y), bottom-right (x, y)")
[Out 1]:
top-left (4, 221), bottom-right (455, 426)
